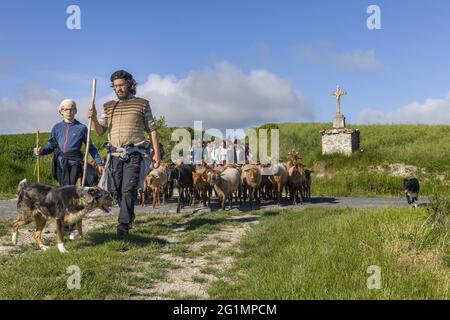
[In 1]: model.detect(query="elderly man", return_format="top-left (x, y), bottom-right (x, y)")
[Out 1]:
top-left (88, 70), bottom-right (160, 238)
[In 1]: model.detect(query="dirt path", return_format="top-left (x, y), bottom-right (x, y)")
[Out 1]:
top-left (132, 214), bottom-right (260, 300)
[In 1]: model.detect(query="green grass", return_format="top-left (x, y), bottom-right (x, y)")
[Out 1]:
top-left (0, 217), bottom-right (172, 299)
top-left (1, 205), bottom-right (448, 299)
top-left (0, 209), bottom-right (252, 300)
top-left (208, 207), bottom-right (449, 300)
top-left (276, 123), bottom-right (450, 198)
top-left (0, 220), bottom-right (9, 237)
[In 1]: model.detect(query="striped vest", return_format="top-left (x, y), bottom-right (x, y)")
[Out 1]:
top-left (102, 97), bottom-right (155, 148)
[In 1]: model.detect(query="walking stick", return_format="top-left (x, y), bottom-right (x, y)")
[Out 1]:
top-left (82, 79), bottom-right (96, 187)
top-left (36, 130), bottom-right (40, 183)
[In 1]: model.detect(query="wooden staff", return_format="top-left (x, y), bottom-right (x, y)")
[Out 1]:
top-left (36, 130), bottom-right (40, 183)
top-left (82, 79), bottom-right (96, 187)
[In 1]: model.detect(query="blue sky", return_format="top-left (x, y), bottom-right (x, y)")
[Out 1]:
top-left (1, 0), bottom-right (450, 133)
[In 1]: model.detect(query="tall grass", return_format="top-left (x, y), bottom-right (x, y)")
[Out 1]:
top-left (209, 207), bottom-right (449, 300)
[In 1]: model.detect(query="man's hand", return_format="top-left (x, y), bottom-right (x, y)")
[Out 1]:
top-left (33, 147), bottom-right (42, 157)
top-left (87, 104), bottom-right (97, 119)
top-left (153, 154), bottom-right (160, 169)
top-left (97, 166), bottom-right (104, 175)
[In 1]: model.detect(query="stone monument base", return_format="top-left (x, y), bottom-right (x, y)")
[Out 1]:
top-left (320, 128), bottom-right (360, 156)
top-left (333, 113), bottom-right (346, 128)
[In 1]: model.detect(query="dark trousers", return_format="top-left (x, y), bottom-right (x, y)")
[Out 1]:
top-left (56, 163), bottom-right (81, 232)
top-left (56, 163), bottom-right (81, 187)
top-left (108, 154), bottom-right (141, 227)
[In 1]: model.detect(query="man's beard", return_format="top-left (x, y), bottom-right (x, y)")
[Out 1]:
top-left (116, 91), bottom-right (128, 100)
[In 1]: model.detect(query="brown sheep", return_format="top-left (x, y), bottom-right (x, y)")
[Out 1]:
top-left (288, 163), bottom-right (305, 205)
top-left (241, 165), bottom-right (262, 208)
top-left (142, 166), bottom-right (168, 208)
top-left (192, 170), bottom-right (211, 206)
top-left (207, 168), bottom-right (241, 210)
top-left (268, 163), bottom-right (289, 204)
top-left (303, 169), bottom-right (313, 200)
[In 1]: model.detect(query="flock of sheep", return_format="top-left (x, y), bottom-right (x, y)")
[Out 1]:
top-left (139, 152), bottom-right (313, 213)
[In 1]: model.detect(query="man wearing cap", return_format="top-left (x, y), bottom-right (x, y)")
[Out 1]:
top-left (34, 99), bottom-right (104, 187)
top-left (87, 70), bottom-right (160, 238)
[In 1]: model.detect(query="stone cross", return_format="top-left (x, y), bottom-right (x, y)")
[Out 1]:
top-left (330, 85), bottom-right (347, 114)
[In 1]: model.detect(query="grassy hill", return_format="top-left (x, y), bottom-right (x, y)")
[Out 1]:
top-left (276, 123), bottom-right (450, 198)
top-left (0, 122), bottom-right (449, 198)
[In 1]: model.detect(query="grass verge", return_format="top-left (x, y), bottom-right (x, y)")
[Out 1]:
top-left (208, 207), bottom-right (449, 299)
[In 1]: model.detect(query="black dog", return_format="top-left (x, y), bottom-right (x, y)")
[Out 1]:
top-left (403, 178), bottom-right (420, 207)
top-left (12, 179), bottom-right (114, 253)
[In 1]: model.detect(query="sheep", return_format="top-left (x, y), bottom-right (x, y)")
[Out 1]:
top-left (286, 150), bottom-right (303, 169)
top-left (142, 165), bottom-right (168, 208)
top-left (268, 163), bottom-right (289, 204)
top-left (192, 170), bottom-right (211, 207)
top-left (174, 163), bottom-right (195, 213)
top-left (303, 169), bottom-right (313, 200)
top-left (207, 167), bottom-right (241, 210)
top-left (258, 162), bottom-right (274, 200)
top-left (241, 164), bottom-right (262, 209)
top-left (288, 163), bottom-right (305, 205)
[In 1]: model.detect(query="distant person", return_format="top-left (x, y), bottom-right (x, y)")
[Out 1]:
top-left (220, 140), bottom-right (227, 166)
top-left (193, 140), bottom-right (203, 167)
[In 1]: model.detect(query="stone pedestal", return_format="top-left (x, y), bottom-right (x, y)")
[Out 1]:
top-left (320, 128), bottom-right (360, 156)
top-left (332, 113), bottom-right (346, 128)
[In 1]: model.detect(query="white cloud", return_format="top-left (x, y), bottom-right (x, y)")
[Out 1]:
top-left (358, 92), bottom-right (450, 125)
top-left (138, 61), bottom-right (315, 129)
top-left (0, 84), bottom-right (63, 134)
top-left (295, 45), bottom-right (382, 72)
top-left (0, 84), bottom-right (96, 134)
top-left (0, 62), bottom-right (315, 134)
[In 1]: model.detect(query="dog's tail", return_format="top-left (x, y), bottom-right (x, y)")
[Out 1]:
top-left (17, 179), bottom-right (27, 196)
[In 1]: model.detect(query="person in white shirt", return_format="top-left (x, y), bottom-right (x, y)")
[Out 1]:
top-left (204, 142), bottom-right (213, 165)
top-left (236, 142), bottom-right (245, 163)
top-left (220, 141), bottom-right (228, 166)
top-left (213, 141), bottom-right (221, 167)
top-left (193, 140), bottom-right (203, 167)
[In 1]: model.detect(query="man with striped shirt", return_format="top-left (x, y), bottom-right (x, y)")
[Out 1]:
top-left (88, 70), bottom-right (160, 238)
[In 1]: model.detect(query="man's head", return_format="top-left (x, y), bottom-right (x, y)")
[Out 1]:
top-left (110, 70), bottom-right (137, 100)
top-left (58, 99), bottom-right (77, 123)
